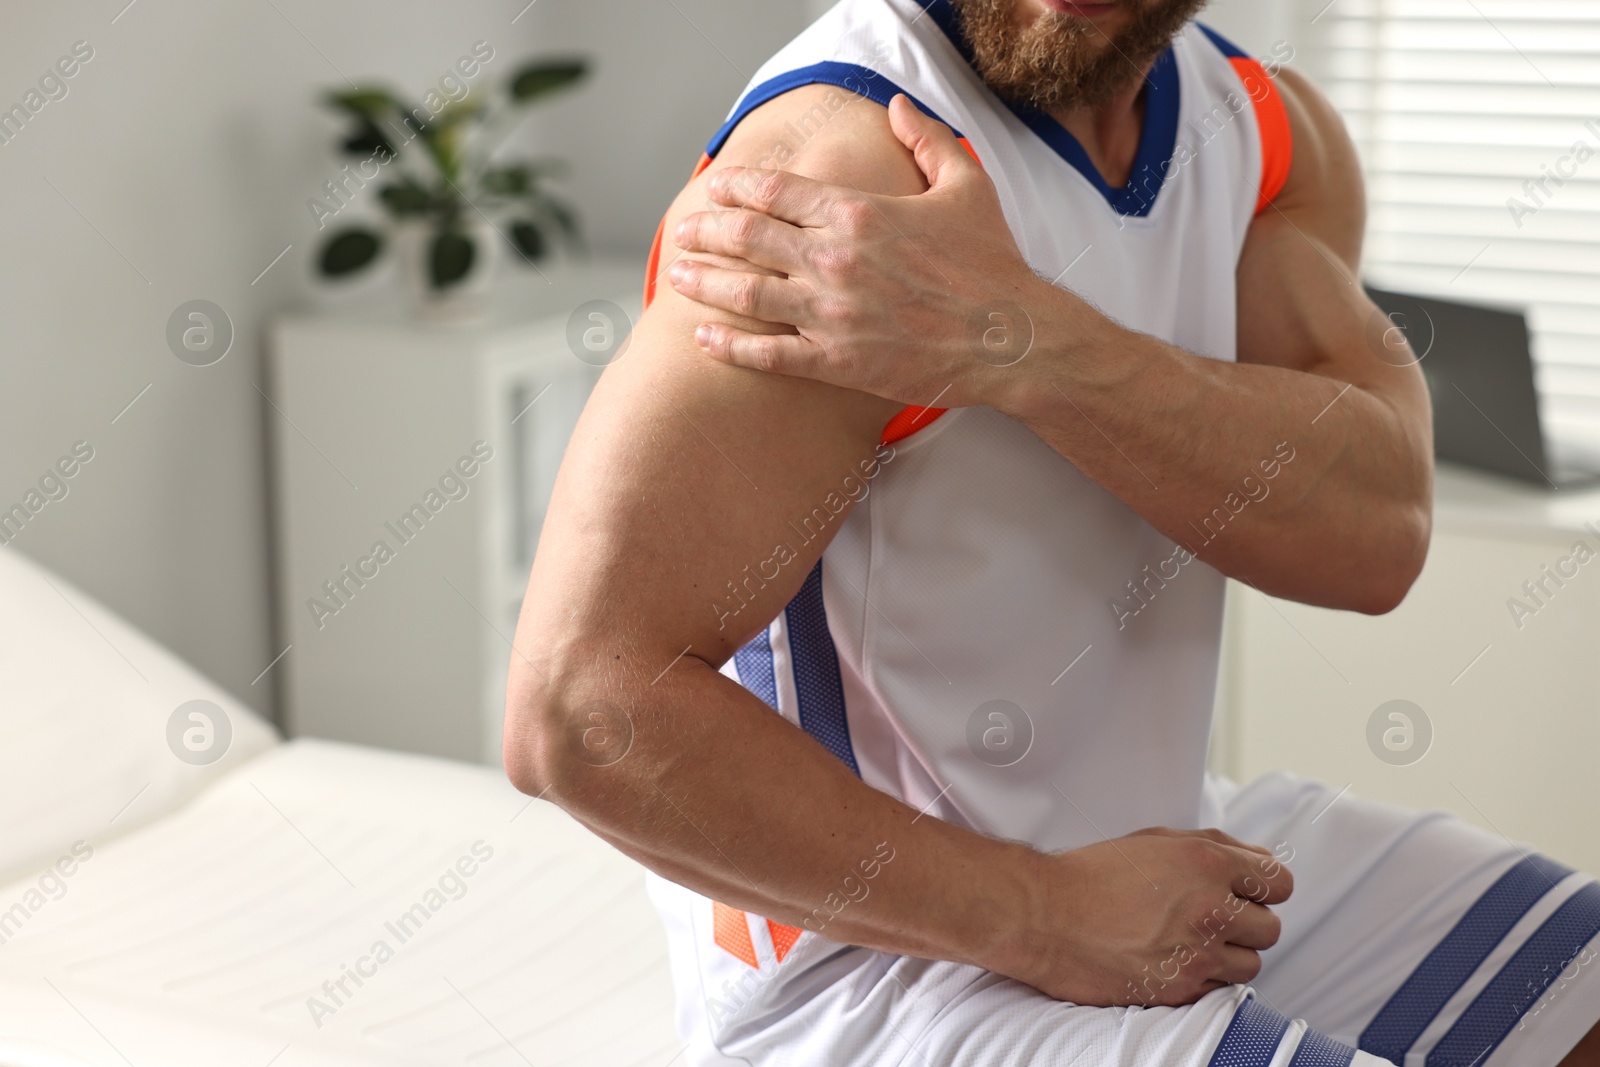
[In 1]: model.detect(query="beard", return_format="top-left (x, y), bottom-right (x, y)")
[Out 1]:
top-left (951, 0), bottom-right (1209, 111)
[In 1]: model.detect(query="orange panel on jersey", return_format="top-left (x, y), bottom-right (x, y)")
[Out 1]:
top-left (881, 403), bottom-right (948, 445)
top-left (1229, 57), bottom-right (1294, 215)
top-left (644, 152), bottom-right (715, 310)
top-left (713, 900), bottom-right (760, 968)
top-left (767, 919), bottom-right (803, 962)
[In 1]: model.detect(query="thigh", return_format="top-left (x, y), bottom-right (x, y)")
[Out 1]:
top-left (1218, 772), bottom-right (1600, 1067)
top-left (727, 947), bottom-right (1391, 1066)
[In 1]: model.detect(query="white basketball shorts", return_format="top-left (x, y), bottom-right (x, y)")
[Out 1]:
top-left (661, 772), bottom-right (1600, 1066)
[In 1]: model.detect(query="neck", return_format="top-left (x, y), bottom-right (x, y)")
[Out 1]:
top-left (1048, 59), bottom-right (1156, 188)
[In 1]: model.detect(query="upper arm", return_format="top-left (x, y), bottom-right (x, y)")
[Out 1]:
top-left (1234, 68), bottom-right (1430, 438)
top-left (511, 86), bottom-right (917, 699)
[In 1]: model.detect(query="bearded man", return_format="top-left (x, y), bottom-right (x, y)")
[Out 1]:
top-left (502, 1), bottom-right (1600, 1064)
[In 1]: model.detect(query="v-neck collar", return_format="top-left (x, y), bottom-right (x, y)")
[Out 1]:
top-left (914, 0), bottom-right (1183, 218)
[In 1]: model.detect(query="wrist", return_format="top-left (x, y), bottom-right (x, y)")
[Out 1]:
top-left (985, 275), bottom-right (1123, 423)
top-left (965, 838), bottom-right (1053, 982)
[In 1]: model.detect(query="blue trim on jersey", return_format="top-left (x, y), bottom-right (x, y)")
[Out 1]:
top-left (1359, 854), bottom-right (1573, 1063)
top-left (733, 631), bottom-right (780, 712)
top-left (1207, 996), bottom-right (1291, 1067)
top-left (913, 0), bottom-right (1181, 217)
top-left (1197, 22), bottom-right (1249, 60)
top-left (705, 61), bottom-right (964, 158)
top-left (1287, 1030), bottom-right (1357, 1067)
top-left (784, 561), bottom-right (861, 776)
top-left (1012, 48), bottom-right (1179, 218)
top-left (1426, 879), bottom-right (1600, 1067)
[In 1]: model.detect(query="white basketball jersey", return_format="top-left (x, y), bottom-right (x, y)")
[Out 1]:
top-left (640, 1), bottom-right (1296, 1058)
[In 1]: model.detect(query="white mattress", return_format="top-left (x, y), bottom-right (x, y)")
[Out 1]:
top-left (0, 739), bottom-right (679, 1066)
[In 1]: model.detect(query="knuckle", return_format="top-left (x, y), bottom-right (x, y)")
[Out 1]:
top-left (752, 170), bottom-right (786, 210)
top-left (1178, 837), bottom-right (1219, 868)
top-left (730, 275), bottom-right (761, 315)
top-left (752, 337), bottom-right (782, 372)
top-left (1185, 900), bottom-right (1226, 933)
top-left (725, 212), bottom-right (757, 250)
top-left (838, 197), bottom-right (875, 232)
top-left (814, 242), bottom-right (857, 279)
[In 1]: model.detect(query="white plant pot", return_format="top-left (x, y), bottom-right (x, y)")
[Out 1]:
top-left (393, 216), bottom-right (500, 322)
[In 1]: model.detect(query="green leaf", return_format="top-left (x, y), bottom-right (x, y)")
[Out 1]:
top-left (509, 59), bottom-right (588, 103)
top-left (429, 230), bottom-right (476, 288)
top-left (404, 100), bottom-right (481, 185)
top-left (324, 89), bottom-right (398, 120)
top-left (481, 165), bottom-right (532, 197)
top-left (378, 178), bottom-right (434, 217)
top-left (319, 229), bottom-right (382, 277)
top-left (428, 98), bottom-right (485, 129)
top-left (341, 118), bottom-right (395, 157)
top-left (507, 220), bottom-right (546, 263)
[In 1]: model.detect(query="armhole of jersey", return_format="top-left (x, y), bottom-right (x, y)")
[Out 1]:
top-left (642, 66), bottom-right (986, 446)
top-left (1196, 24), bottom-right (1294, 216)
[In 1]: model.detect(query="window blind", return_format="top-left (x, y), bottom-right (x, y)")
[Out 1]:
top-left (1309, 0), bottom-right (1600, 441)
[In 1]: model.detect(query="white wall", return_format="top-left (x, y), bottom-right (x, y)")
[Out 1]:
top-left (0, 0), bottom-right (808, 722)
top-left (517, 0), bottom-right (811, 255)
top-left (1195, 0), bottom-right (1301, 57)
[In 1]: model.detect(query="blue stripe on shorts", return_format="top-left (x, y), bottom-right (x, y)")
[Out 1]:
top-left (1427, 879), bottom-right (1600, 1066)
top-left (1208, 996), bottom-right (1291, 1067)
top-left (1360, 854), bottom-right (1573, 1062)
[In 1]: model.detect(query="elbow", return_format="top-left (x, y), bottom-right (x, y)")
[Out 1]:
top-left (501, 668), bottom-right (562, 799)
top-left (501, 647), bottom-right (637, 806)
top-left (1352, 577), bottom-right (1411, 617)
top-left (1351, 503), bottom-right (1431, 616)
top-left (501, 653), bottom-right (583, 801)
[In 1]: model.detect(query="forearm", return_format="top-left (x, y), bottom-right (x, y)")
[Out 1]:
top-left (1000, 283), bottom-right (1431, 612)
top-left (506, 655), bottom-right (1039, 973)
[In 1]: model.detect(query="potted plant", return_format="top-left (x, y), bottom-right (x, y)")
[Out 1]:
top-left (314, 54), bottom-right (587, 315)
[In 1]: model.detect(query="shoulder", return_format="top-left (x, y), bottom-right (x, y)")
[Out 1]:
top-left (643, 82), bottom-right (926, 334)
top-left (631, 83), bottom-right (911, 414)
top-left (1260, 67), bottom-right (1365, 264)
top-left (685, 83), bottom-right (928, 217)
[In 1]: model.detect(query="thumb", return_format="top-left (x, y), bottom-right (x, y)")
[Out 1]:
top-left (887, 93), bottom-right (978, 192)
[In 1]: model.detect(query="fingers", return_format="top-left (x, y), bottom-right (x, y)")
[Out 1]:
top-left (1135, 826), bottom-right (1272, 857)
top-left (1222, 901), bottom-right (1283, 952)
top-left (692, 323), bottom-right (824, 376)
top-left (1199, 827), bottom-right (1274, 857)
top-left (886, 93), bottom-right (981, 191)
top-left (1140, 826), bottom-right (1289, 902)
top-left (1210, 944), bottom-right (1265, 986)
top-left (1230, 845), bottom-right (1294, 905)
top-left (673, 208), bottom-right (807, 274)
top-left (704, 166), bottom-right (838, 227)
top-left (669, 260), bottom-right (810, 324)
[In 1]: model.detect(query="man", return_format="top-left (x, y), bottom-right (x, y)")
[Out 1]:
top-left (503, 0), bottom-right (1600, 1063)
